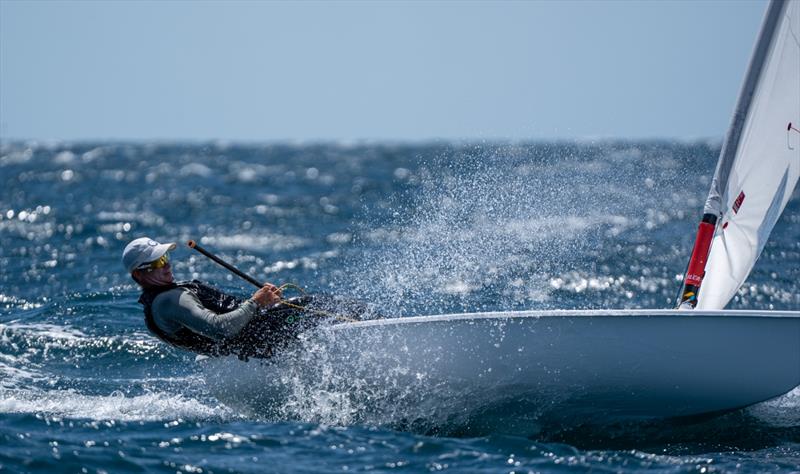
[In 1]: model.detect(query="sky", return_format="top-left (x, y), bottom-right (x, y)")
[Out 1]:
top-left (0, 0), bottom-right (768, 142)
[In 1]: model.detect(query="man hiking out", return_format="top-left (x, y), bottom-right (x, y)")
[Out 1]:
top-left (122, 236), bottom-right (370, 359)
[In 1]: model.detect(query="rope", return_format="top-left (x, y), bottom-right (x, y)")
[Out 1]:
top-left (275, 283), bottom-right (359, 323)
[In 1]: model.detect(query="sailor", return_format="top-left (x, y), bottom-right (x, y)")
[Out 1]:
top-left (122, 236), bottom-right (311, 359)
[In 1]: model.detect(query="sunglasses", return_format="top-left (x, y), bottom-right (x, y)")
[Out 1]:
top-left (137, 253), bottom-right (169, 272)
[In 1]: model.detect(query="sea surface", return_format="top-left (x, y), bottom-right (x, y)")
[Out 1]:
top-left (1, 141), bottom-right (799, 473)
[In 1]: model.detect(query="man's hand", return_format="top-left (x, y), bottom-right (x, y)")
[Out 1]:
top-left (252, 283), bottom-right (282, 307)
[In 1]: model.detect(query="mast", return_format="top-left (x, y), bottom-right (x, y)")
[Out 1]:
top-left (677, 0), bottom-right (792, 309)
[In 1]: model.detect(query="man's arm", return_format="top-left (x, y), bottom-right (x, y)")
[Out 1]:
top-left (153, 288), bottom-right (260, 340)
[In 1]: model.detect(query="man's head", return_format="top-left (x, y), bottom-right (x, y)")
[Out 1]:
top-left (122, 237), bottom-right (177, 287)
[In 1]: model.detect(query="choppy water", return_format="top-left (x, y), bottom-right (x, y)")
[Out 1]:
top-left (1, 141), bottom-right (799, 473)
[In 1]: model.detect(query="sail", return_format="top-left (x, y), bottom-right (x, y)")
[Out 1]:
top-left (696, 0), bottom-right (800, 309)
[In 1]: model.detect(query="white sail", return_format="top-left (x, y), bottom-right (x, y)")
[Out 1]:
top-left (697, 0), bottom-right (800, 309)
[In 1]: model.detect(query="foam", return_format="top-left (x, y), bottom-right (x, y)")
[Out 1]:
top-left (0, 295), bottom-right (44, 311)
top-left (0, 387), bottom-right (233, 422)
top-left (747, 386), bottom-right (800, 427)
top-left (1, 322), bottom-right (87, 341)
top-left (0, 359), bottom-right (47, 389)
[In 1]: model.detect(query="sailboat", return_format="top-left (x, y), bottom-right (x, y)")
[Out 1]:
top-left (202, 0), bottom-right (800, 429)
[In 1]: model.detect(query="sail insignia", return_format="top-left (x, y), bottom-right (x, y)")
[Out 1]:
top-left (732, 191), bottom-right (746, 214)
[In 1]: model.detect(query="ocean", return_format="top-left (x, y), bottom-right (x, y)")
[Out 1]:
top-left (1, 141), bottom-right (798, 473)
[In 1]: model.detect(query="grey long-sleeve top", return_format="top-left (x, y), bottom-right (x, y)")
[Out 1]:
top-left (150, 287), bottom-right (259, 341)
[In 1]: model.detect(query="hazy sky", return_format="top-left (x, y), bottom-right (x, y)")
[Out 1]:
top-left (0, 0), bottom-right (767, 142)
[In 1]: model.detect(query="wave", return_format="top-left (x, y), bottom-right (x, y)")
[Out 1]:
top-left (0, 322), bottom-right (163, 366)
top-left (0, 321), bottom-right (227, 422)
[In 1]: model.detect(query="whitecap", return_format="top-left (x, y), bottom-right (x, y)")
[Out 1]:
top-left (53, 151), bottom-right (76, 164)
top-left (179, 163), bottom-right (213, 178)
top-left (200, 233), bottom-right (308, 252)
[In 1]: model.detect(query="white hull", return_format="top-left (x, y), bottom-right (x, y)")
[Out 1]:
top-left (201, 310), bottom-right (800, 433)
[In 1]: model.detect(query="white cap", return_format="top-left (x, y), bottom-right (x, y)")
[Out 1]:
top-left (122, 237), bottom-right (177, 273)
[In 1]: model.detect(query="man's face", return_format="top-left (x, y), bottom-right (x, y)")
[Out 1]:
top-left (151, 261), bottom-right (174, 284)
top-left (134, 254), bottom-right (175, 286)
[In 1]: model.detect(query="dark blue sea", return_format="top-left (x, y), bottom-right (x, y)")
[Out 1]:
top-left (1, 141), bottom-right (799, 473)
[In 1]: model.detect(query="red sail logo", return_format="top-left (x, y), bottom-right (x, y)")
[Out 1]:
top-left (732, 191), bottom-right (745, 214)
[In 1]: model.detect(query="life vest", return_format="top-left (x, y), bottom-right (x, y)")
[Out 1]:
top-left (138, 280), bottom-right (241, 357)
